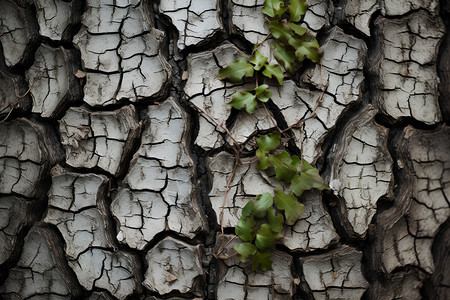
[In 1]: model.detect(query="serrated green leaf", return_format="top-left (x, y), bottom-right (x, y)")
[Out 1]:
top-left (274, 189), bottom-right (304, 225)
top-left (254, 84), bottom-right (272, 102)
top-left (290, 160), bottom-right (329, 196)
top-left (269, 21), bottom-right (293, 43)
top-left (235, 215), bottom-right (257, 242)
top-left (257, 132), bottom-right (281, 152)
top-left (218, 57), bottom-right (254, 83)
top-left (289, 23), bottom-right (307, 36)
top-left (252, 250), bottom-right (273, 271)
top-left (262, 64), bottom-right (284, 85)
top-left (273, 42), bottom-right (295, 74)
top-left (250, 51), bottom-right (268, 71)
top-left (256, 149), bottom-right (269, 170)
top-left (229, 91), bottom-right (258, 114)
top-left (234, 242), bottom-right (257, 263)
top-left (268, 151), bottom-right (297, 182)
top-left (289, 35), bottom-right (321, 63)
top-left (288, 0), bottom-right (308, 22)
top-left (255, 224), bottom-right (281, 250)
top-left (267, 208), bottom-right (284, 232)
top-left (262, 0), bottom-right (287, 19)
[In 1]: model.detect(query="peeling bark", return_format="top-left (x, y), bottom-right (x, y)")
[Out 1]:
top-left (0, 226), bottom-right (83, 299)
top-left (143, 237), bottom-right (205, 296)
top-left (0, 118), bottom-right (62, 198)
top-left (25, 44), bottom-right (82, 118)
top-left (59, 105), bottom-right (140, 176)
top-left (300, 246), bottom-right (369, 299)
top-left (370, 11), bottom-right (445, 124)
top-left (159, 0), bottom-right (223, 50)
top-left (326, 105), bottom-right (393, 238)
top-left (0, 0), bottom-right (39, 69)
top-left (112, 99), bottom-right (207, 250)
top-left (74, 0), bottom-right (172, 106)
top-left (372, 126), bottom-right (450, 282)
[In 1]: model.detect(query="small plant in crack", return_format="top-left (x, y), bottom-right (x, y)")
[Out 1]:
top-left (193, 0), bottom-right (328, 271)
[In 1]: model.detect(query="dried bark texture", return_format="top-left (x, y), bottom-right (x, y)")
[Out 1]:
top-left (370, 10), bottom-right (445, 124)
top-left (159, 0), bottom-right (223, 50)
top-left (143, 237), bottom-right (205, 296)
top-left (112, 99), bottom-right (207, 250)
top-left (300, 246), bottom-right (369, 299)
top-left (59, 105), bottom-right (140, 176)
top-left (374, 126), bottom-right (450, 275)
top-left (0, 0), bottom-right (449, 299)
top-left (34, 0), bottom-right (81, 41)
top-left (0, 118), bottom-right (62, 198)
top-left (0, 226), bottom-right (83, 299)
top-left (0, 0), bottom-right (39, 68)
top-left (25, 44), bottom-right (82, 118)
top-left (44, 166), bottom-right (142, 299)
top-left (0, 196), bottom-right (35, 265)
top-left (74, 0), bottom-right (172, 106)
top-left (327, 105), bottom-right (393, 238)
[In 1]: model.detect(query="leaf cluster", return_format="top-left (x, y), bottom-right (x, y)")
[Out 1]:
top-left (218, 0), bottom-right (320, 114)
top-left (216, 0), bottom-right (327, 271)
top-left (233, 133), bottom-right (329, 269)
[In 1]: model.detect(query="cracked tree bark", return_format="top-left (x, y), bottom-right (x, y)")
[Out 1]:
top-left (1, 0), bottom-right (449, 299)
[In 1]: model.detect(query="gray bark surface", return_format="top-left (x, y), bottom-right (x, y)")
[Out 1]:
top-left (0, 0), bottom-right (449, 299)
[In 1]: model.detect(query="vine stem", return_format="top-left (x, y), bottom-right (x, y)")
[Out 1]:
top-left (188, 101), bottom-right (242, 256)
top-left (0, 81), bottom-right (33, 123)
top-left (253, 32), bottom-right (271, 55)
top-left (214, 234), bottom-right (237, 258)
top-left (189, 101), bottom-right (241, 147)
top-left (218, 157), bottom-right (238, 253)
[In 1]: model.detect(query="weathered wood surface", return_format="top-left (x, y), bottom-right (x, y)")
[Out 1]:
top-left (0, 0), bottom-right (449, 299)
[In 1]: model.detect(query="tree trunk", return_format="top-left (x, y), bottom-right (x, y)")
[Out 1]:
top-left (0, 0), bottom-right (449, 299)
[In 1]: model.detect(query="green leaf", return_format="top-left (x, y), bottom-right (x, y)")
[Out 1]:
top-left (218, 57), bottom-right (254, 83)
top-left (289, 23), bottom-right (307, 36)
top-left (229, 91), bottom-right (257, 114)
top-left (268, 151), bottom-right (297, 182)
top-left (235, 215), bottom-right (257, 242)
top-left (252, 193), bottom-right (273, 219)
top-left (252, 250), bottom-right (273, 271)
top-left (290, 160), bottom-right (329, 196)
top-left (250, 51), bottom-right (268, 71)
top-left (267, 208), bottom-right (284, 233)
top-left (257, 132), bottom-right (281, 152)
top-left (288, 0), bottom-right (308, 22)
top-left (256, 149), bottom-right (269, 170)
top-left (262, 0), bottom-right (287, 19)
top-left (269, 21), bottom-right (293, 43)
top-left (262, 64), bottom-right (284, 85)
top-left (273, 42), bottom-right (295, 74)
top-left (289, 35), bottom-right (321, 63)
top-left (255, 224), bottom-right (281, 250)
top-left (234, 242), bottom-right (257, 263)
top-left (274, 189), bottom-right (304, 225)
top-left (254, 84), bottom-right (272, 102)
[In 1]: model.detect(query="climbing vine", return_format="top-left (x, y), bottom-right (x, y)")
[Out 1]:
top-left (214, 0), bottom-right (329, 271)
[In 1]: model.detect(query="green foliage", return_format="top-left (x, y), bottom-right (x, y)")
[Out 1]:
top-left (217, 0), bottom-right (327, 271)
top-left (288, 0), bottom-right (308, 22)
top-left (218, 57), bottom-right (254, 83)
